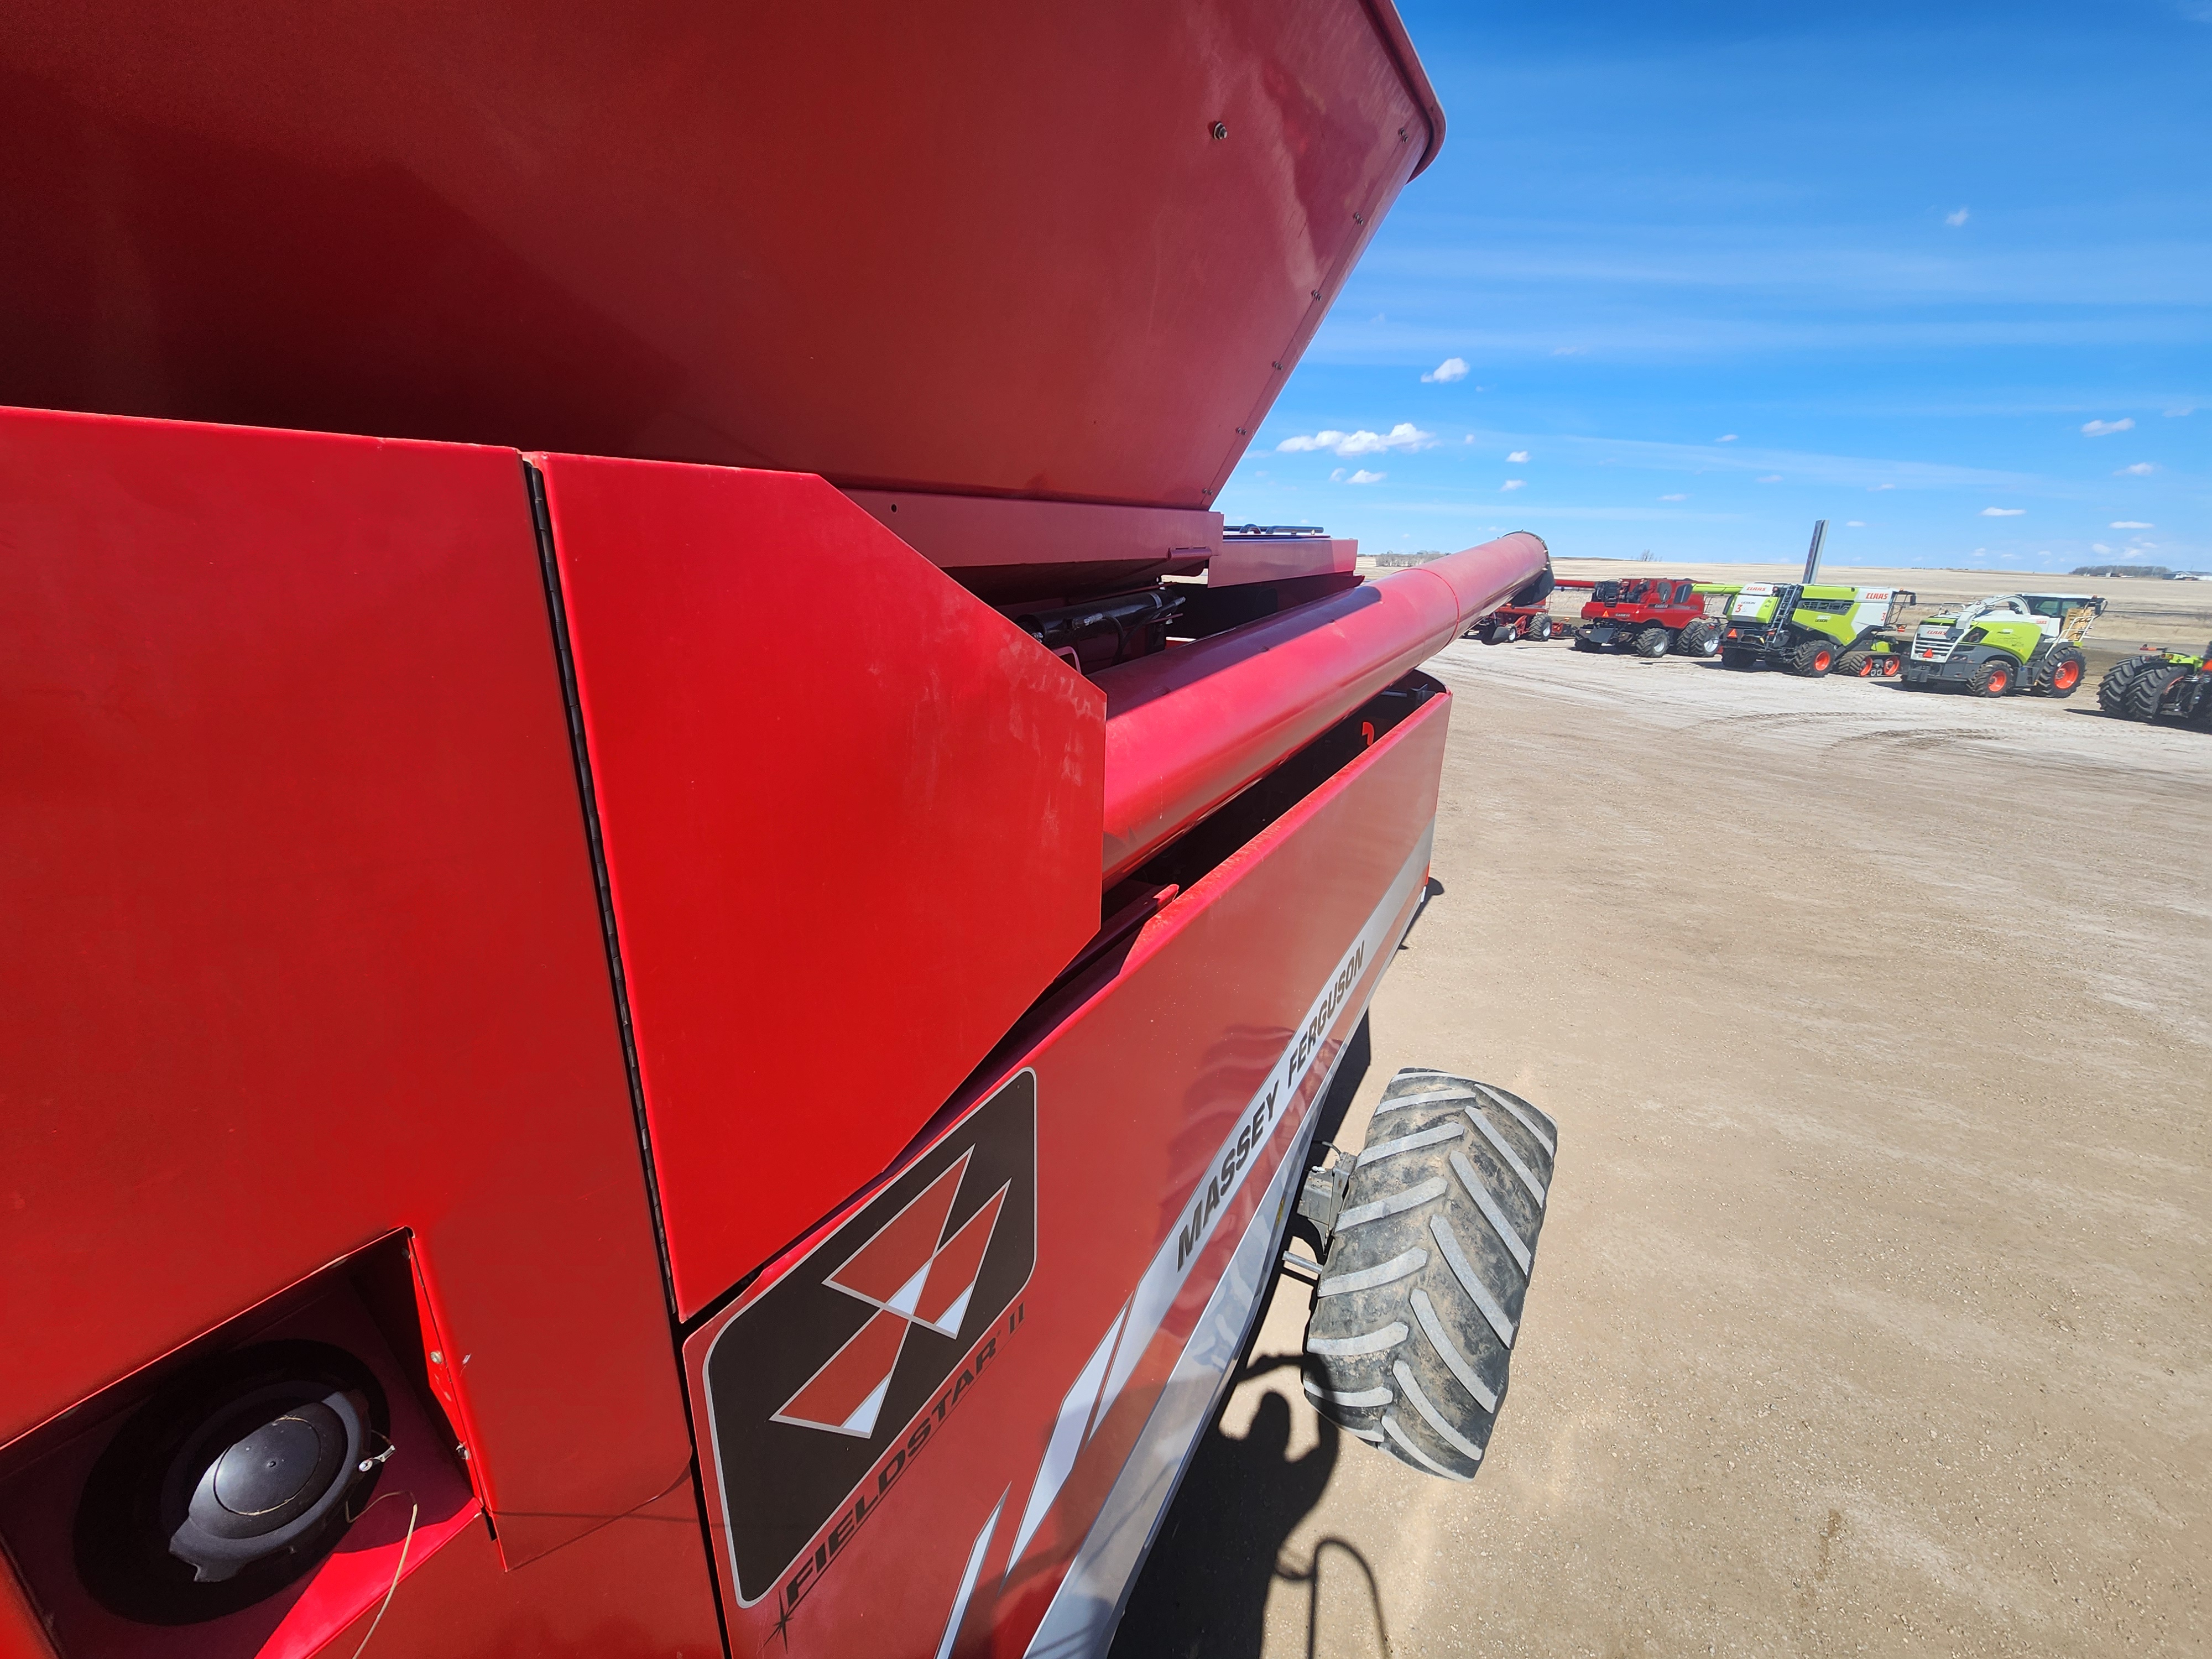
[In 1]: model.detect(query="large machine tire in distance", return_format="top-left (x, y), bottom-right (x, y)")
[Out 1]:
top-left (1675, 619), bottom-right (1721, 658)
top-left (1526, 614), bottom-right (1554, 641)
top-left (2098, 655), bottom-right (2153, 716)
top-left (1302, 1070), bottom-right (1556, 1481)
top-left (2032, 645), bottom-right (2086, 697)
top-left (1837, 651), bottom-right (1871, 678)
top-left (1633, 627), bottom-right (1671, 658)
top-left (1787, 637), bottom-right (1837, 677)
top-left (2125, 662), bottom-right (2188, 722)
top-left (1966, 655), bottom-right (2016, 697)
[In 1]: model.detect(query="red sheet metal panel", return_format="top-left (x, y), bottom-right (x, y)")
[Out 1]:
top-left (681, 683), bottom-right (1451, 1654)
top-left (0, 1), bottom-right (1435, 510)
top-left (0, 410), bottom-right (711, 1607)
top-left (1097, 532), bottom-right (1547, 880)
top-left (536, 455), bottom-right (1107, 1318)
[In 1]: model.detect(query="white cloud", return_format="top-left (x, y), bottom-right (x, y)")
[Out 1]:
top-left (1462, 435), bottom-right (1475, 444)
top-left (1869, 482), bottom-right (1895, 491)
top-left (1501, 479), bottom-right (1527, 492)
top-left (2093, 542), bottom-right (2114, 555)
top-left (2167, 406), bottom-right (2196, 417)
top-left (2081, 418), bottom-right (2135, 436)
top-left (1552, 346), bottom-right (1585, 356)
top-left (1344, 469), bottom-right (1386, 485)
top-left (2117, 462), bottom-right (2156, 476)
top-left (1421, 357), bottom-right (1470, 383)
top-left (1660, 493), bottom-right (1687, 502)
top-left (1717, 434), bottom-right (1739, 442)
top-left (2111, 520), bottom-right (2154, 529)
top-left (1277, 422), bottom-right (1435, 457)
top-left (1757, 474), bottom-right (1782, 483)
top-left (1980, 506), bottom-right (2025, 516)
top-left (1846, 520), bottom-right (1866, 527)
top-left (1507, 450), bottom-right (1530, 462)
top-left (1945, 206), bottom-right (1970, 227)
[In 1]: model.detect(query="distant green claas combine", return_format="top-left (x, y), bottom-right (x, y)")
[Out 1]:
top-left (1717, 582), bottom-right (1917, 676)
top-left (1708, 521), bottom-right (1917, 677)
top-left (1897, 593), bottom-right (2105, 698)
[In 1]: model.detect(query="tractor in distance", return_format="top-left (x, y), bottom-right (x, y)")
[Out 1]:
top-left (2098, 639), bottom-right (2212, 724)
top-left (1561, 575), bottom-right (1727, 658)
top-left (1714, 519), bottom-right (1916, 677)
top-left (1462, 564), bottom-right (1561, 643)
top-left (1897, 592), bottom-right (2107, 698)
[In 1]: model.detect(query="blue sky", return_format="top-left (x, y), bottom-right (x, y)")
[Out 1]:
top-left (1221, 1), bottom-right (2210, 572)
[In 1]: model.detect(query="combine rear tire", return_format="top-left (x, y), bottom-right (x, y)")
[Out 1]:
top-left (1879, 655), bottom-right (1903, 678)
top-left (1837, 651), bottom-right (1872, 678)
top-left (1303, 1071), bottom-right (1556, 1482)
top-left (2032, 645), bottom-right (2086, 698)
top-left (1786, 638), bottom-right (1837, 677)
top-left (1631, 627), bottom-right (1671, 658)
top-left (1526, 614), bottom-right (1554, 641)
top-left (2125, 663), bottom-right (2188, 722)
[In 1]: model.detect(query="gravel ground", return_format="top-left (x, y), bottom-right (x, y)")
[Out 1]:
top-left (1113, 638), bottom-right (2211, 1659)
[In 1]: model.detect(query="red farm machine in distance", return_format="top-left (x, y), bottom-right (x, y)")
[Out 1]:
top-left (0, 6), bottom-right (1563, 1659)
top-left (1460, 565), bottom-right (1561, 643)
top-left (1558, 576), bottom-right (1727, 658)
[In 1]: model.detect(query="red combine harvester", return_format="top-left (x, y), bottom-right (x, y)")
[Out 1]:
top-left (1562, 576), bottom-right (1725, 658)
top-left (0, 7), bottom-right (1559, 1658)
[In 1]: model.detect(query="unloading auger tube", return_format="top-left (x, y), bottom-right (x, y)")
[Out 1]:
top-left (1095, 533), bottom-right (1550, 883)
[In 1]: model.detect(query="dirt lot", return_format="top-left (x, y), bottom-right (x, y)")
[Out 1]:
top-left (1113, 638), bottom-right (2211, 1657)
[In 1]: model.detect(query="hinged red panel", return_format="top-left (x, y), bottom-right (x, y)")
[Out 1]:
top-left (0, 408), bottom-right (713, 1624)
top-left (537, 456), bottom-right (1107, 1317)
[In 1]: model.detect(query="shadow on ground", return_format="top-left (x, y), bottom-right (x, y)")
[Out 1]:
top-left (1108, 1358), bottom-right (1388, 1659)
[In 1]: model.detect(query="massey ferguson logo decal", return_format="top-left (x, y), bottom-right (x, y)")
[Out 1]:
top-left (696, 1072), bottom-right (1036, 1612)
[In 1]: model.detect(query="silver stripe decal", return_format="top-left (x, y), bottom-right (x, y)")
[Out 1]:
top-left (1317, 1246), bottom-right (1428, 1297)
top-left (1393, 1360), bottom-right (1486, 1463)
top-left (1371, 1087), bottom-right (1477, 1117)
top-left (1477, 1083), bottom-right (1557, 1159)
top-left (1382, 1413), bottom-right (1470, 1481)
top-left (1302, 1378), bottom-right (1392, 1408)
top-left (1409, 1287), bottom-right (1497, 1413)
top-left (1006, 1310), bottom-right (1122, 1575)
top-left (1449, 1150), bottom-right (1531, 1276)
top-left (1305, 1321), bottom-right (1408, 1357)
top-left (1335, 1176), bottom-right (1447, 1230)
top-left (1467, 1106), bottom-right (1547, 1204)
top-left (1429, 1216), bottom-right (1515, 1348)
top-left (1357, 1121), bottom-right (1465, 1167)
top-left (932, 1489), bottom-right (1006, 1659)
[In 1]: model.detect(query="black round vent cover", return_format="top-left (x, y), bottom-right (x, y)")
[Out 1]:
top-left (75, 1340), bottom-right (388, 1624)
